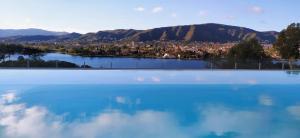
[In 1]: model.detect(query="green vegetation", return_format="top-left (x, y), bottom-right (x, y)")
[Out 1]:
top-left (274, 23), bottom-right (300, 59)
top-left (219, 38), bottom-right (290, 69)
top-left (0, 57), bottom-right (88, 68)
top-left (0, 43), bottom-right (44, 55)
top-left (274, 23), bottom-right (300, 69)
top-left (0, 43), bottom-right (45, 62)
top-left (228, 38), bottom-right (265, 61)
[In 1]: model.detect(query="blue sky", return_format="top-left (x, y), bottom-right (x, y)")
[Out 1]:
top-left (0, 0), bottom-right (299, 33)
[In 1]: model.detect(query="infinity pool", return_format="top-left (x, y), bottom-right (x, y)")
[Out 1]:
top-left (1, 70), bottom-right (300, 138)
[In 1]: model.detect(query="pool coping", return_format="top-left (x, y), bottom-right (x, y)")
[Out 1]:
top-left (0, 68), bottom-right (299, 71)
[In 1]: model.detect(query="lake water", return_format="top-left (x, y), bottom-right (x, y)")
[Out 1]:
top-left (0, 70), bottom-right (300, 138)
top-left (4, 53), bottom-right (300, 69)
top-left (4, 53), bottom-right (209, 69)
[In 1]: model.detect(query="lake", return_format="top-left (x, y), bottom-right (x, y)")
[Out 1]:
top-left (4, 53), bottom-right (209, 69)
top-left (0, 70), bottom-right (300, 138)
top-left (3, 53), bottom-right (300, 69)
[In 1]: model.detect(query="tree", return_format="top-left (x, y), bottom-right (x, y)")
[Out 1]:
top-left (17, 56), bottom-right (25, 61)
top-left (274, 23), bottom-right (300, 69)
top-left (0, 54), bottom-right (4, 62)
top-left (228, 38), bottom-right (265, 61)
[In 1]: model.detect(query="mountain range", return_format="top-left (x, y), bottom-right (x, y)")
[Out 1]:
top-left (0, 28), bottom-right (68, 38)
top-left (0, 23), bottom-right (279, 43)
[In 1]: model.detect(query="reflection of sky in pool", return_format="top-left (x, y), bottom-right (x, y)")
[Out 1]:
top-left (1, 70), bottom-right (300, 138)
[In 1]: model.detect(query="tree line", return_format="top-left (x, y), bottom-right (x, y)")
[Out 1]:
top-left (228, 23), bottom-right (300, 62)
top-left (0, 43), bottom-right (45, 62)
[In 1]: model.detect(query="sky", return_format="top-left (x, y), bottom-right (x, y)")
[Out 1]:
top-left (0, 0), bottom-right (299, 33)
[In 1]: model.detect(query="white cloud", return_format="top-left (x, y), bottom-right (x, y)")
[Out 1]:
top-left (198, 106), bottom-right (266, 137)
top-left (250, 6), bottom-right (264, 14)
top-left (115, 96), bottom-right (127, 104)
top-left (135, 77), bottom-right (145, 82)
top-left (152, 6), bottom-right (163, 13)
top-left (0, 105), bottom-right (63, 138)
top-left (171, 13), bottom-right (178, 18)
top-left (247, 79), bottom-right (257, 85)
top-left (199, 11), bottom-right (208, 17)
top-left (134, 6), bottom-right (145, 12)
top-left (0, 104), bottom-right (25, 114)
top-left (151, 77), bottom-right (161, 82)
top-left (0, 93), bottom-right (300, 138)
top-left (1, 91), bottom-right (18, 104)
top-left (258, 95), bottom-right (273, 106)
top-left (115, 96), bottom-right (141, 105)
top-left (195, 76), bottom-right (205, 81)
top-left (71, 110), bottom-right (187, 138)
top-left (0, 100), bottom-right (186, 138)
top-left (287, 105), bottom-right (300, 120)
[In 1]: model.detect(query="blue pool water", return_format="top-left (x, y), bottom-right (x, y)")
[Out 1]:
top-left (0, 70), bottom-right (300, 138)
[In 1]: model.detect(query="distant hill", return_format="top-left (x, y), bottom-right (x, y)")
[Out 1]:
top-left (0, 28), bottom-right (68, 38)
top-left (0, 33), bottom-right (81, 43)
top-left (78, 23), bottom-right (278, 43)
top-left (0, 24), bottom-right (279, 43)
top-left (128, 23), bottom-right (278, 43)
top-left (79, 29), bottom-right (141, 42)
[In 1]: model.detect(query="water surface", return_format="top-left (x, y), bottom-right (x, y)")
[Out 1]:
top-left (0, 70), bottom-right (300, 138)
top-left (4, 53), bottom-right (209, 69)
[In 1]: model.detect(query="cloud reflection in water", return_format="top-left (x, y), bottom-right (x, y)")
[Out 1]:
top-left (0, 91), bottom-right (300, 138)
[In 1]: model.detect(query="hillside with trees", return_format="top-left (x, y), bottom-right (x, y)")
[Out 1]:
top-left (0, 23), bottom-right (278, 44)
